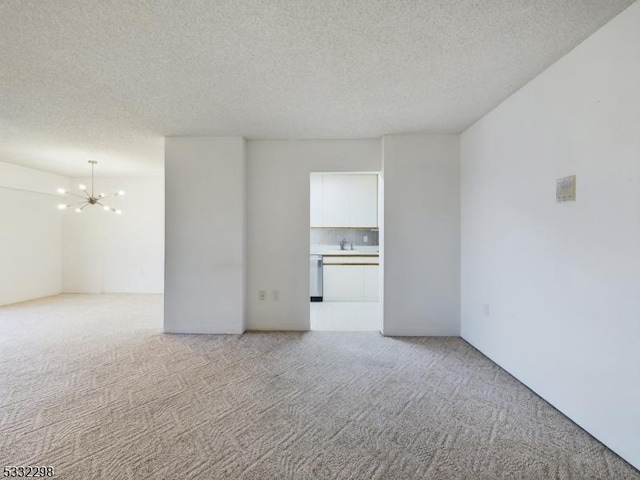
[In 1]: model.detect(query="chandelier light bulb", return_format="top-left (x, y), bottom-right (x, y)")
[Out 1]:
top-left (75, 208), bottom-right (82, 213)
top-left (58, 204), bottom-right (68, 210)
top-left (57, 188), bottom-right (66, 194)
top-left (79, 184), bottom-right (87, 191)
top-left (99, 193), bottom-right (105, 198)
top-left (115, 209), bottom-right (122, 215)
top-left (103, 205), bottom-right (110, 211)
top-left (116, 190), bottom-right (125, 196)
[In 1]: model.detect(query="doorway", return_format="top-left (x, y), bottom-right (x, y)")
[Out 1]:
top-left (309, 172), bottom-right (383, 331)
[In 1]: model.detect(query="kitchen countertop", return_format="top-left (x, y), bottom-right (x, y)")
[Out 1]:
top-left (310, 245), bottom-right (379, 256)
top-left (321, 251), bottom-right (379, 256)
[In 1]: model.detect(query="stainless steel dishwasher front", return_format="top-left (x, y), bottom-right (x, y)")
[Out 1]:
top-left (309, 254), bottom-right (323, 302)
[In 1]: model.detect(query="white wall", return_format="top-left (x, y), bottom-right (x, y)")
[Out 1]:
top-left (382, 135), bottom-right (460, 336)
top-left (164, 136), bottom-right (246, 334)
top-left (0, 162), bottom-right (68, 305)
top-left (247, 140), bottom-right (380, 330)
top-left (62, 177), bottom-right (164, 293)
top-left (461, 2), bottom-right (640, 469)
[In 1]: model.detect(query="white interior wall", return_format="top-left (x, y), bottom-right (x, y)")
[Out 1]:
top-left (377, 173), bottom-right (385, 329)
top-left (382, 135), bottom-right (461, 336)
top-left (246, 140), bottom-right (381, 330)
top-left (164, 136), bottom-right (246, 334)
top-left (62, 177), bottom-right (164, 293)
top-left (0, 162), bottom-right (68, 305)
top-left (460, 2), bottom-right (640, 469)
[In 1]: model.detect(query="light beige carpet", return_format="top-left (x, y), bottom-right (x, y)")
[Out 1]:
top-left (0, 294), bottom-right (638, 479)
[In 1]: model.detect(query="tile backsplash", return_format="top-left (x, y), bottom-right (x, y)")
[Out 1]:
top-left (310, 228), bottom-right (379, 247)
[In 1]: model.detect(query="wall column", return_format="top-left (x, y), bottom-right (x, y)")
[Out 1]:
top-left (164, 136), bottom-right (246, 334)
top-left (382, 134), bottom-right (460, 336)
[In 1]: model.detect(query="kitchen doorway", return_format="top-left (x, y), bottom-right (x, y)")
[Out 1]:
top-left (309, 172), bottom-right (383, 332)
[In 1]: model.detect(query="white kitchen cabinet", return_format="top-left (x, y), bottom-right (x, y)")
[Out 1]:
top-left (323, 262), bottom-right (379, 302)
top-left (348, 175), bottom-right (378, 227)
top-left (323, 265), bottom-right (363, 301)
top-left (363, 265), bottom-right (379, 300)
top-left (310, 173), bottom-right (378, 227)
top-left (322, 174), bottom-right (351, 227)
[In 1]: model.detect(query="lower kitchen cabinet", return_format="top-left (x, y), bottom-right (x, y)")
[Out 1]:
top-left (323, 264), bottom-right (379, 302)
top-left (362, 265), bottom-right (379, 301)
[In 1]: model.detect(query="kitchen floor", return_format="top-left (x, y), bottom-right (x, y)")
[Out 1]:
top-left (310, 301), bottom-right (382, 331)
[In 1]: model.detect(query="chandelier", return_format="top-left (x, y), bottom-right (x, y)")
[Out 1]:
top-left (57, 160), bottom-right (124, 214)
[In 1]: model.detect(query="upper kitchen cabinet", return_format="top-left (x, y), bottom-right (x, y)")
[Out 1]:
top-left (310, 173), bottom-right (378, 227)
top-left (349, 174), bottom-right (378, 227)
top-left (322, 174), bottom-right (351, 226)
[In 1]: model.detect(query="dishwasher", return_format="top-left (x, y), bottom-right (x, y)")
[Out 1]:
top-left (309, 254), bottom-right (323, 302)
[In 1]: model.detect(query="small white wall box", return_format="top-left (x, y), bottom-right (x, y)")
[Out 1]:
top-left (556, 175), bottom-right (576, 202)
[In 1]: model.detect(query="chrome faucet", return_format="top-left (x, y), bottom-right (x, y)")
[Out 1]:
top-left (339, 238), bottom-right (353, 251)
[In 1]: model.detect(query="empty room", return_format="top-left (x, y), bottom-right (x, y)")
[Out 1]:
top-left (1, 1), bottom-right (639, 479)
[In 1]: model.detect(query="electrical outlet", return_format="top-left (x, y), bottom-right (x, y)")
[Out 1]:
top-left (258, 290), bottom-right (266, 301)
top-left (272, 290), bottom-right (279, 301)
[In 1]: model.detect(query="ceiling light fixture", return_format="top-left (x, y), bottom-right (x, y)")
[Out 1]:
top-left (57, 160), bottom-right (124, 214)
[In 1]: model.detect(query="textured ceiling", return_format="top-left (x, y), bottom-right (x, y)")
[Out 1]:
top-left (0, 0), bottom-right (634, 176)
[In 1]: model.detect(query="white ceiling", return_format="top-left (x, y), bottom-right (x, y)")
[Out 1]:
top-left (0, 0), bottom-right (634, 176)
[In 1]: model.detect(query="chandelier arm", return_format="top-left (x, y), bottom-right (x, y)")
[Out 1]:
top-left (79, 203), bottom-right (90, 210)
top-left (96, 201), bottom-right (120, 213)
top-left (66, 191), bottom-right (88, 199)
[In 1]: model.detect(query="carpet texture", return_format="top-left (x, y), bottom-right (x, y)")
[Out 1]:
top-left (0, 294), bottom-right (638, 479)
